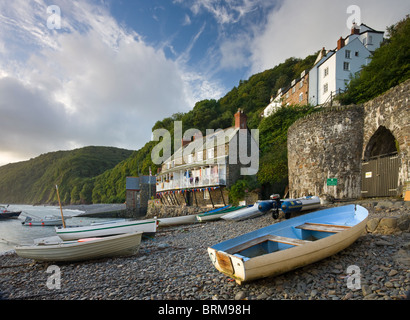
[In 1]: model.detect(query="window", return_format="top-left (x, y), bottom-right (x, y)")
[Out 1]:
top-left (292, 86), bottom-right (296, 93)
top-left (204, 189), bottom-right (210, 200)
top-left (343, 62), bottom-right (350, 71)
top-left (355, 51), bottom-right (359, 57)
top-left (197, 150), bottom-right (203, 162)
top-left (345, 50), bottom-right (351, 59)
top-left (299, 93), bottom-right (303, 102)
top-left (368, 35), bottom-right (373, 45)
top-left (299, 79), bottom-right (304, 88)
top-left (207, 148), bottom-right (214, 159)
top-left (323, 83), bottom-right (328, 94)
top-left (324, 67), bottom-right (329, 77)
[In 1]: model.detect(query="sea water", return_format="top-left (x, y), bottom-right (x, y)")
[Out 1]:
top-left (0, 204), bottom-right (111, 253)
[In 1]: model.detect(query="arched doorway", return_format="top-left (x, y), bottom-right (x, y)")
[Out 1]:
top-left (364, 126), bottom-right (397, 160)
top-left (361, 126), bottom-right (400, 197)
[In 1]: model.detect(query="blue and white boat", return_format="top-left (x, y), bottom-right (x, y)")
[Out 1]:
top-left (208, 204), bottom-right (368, 284)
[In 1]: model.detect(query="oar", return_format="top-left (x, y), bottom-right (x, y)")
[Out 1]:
top-left (55, 185), bottom-right (66, 228)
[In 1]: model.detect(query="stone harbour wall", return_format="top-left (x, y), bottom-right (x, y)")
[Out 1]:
top-left (363, 79), bottom-right (410, 190)
top-left (288, 79), bottom-right (410, 200)
top-left (287, 105), bottom-right (364, 199)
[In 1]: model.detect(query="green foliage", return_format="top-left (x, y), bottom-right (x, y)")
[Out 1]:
top-left (228, 175), bottom-right (261, 205)
top-left (0, 146), bottom-right (132, 204)
top-left (339, 15), bottom-right (410, 104)
top-left (257, 105), bottom-right (320, 187)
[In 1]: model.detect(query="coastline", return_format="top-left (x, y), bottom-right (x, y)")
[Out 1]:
top-left (0, 200), bottom-right (409, 301)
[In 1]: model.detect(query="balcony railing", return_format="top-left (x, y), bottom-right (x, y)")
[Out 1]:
top-left (156, 173), bottom-right (226, 192)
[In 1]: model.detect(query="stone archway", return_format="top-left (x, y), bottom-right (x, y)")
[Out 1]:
top-left (363, 126), bottom-right (398, 160)
top-left (361, 126), bottom-right (400, 197)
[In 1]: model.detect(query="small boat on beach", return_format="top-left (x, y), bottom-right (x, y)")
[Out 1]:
top-left (196, 206), bottom-right (245, 222)
top-left (0, 206), bottom-right (21, 219)
top-left (208, 204), bottom-right (368, 284)
top-left (158, 214), bottom-right (198, 227)
top-left (14, 232), bottom-right (143, 262)
top-left (280, 196), bottom-right (321, 218)
top-left (221, 201), bottom-right (272, 221)
top-left (22, 215), bottom-right (71, 226)
top-left (159, 206), bottom-right (232, 226)
top-left (55, 218), bottom-right (158, 241)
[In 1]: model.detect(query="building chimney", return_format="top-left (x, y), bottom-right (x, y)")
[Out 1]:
top-left (337, 37), bottom-right (345, 50)
top-left (181, 138), bottom-right (191, 148)
top-left (234, 108), bottom-right (247, 129)
top-left (351, 22), bottom-right (360, 35)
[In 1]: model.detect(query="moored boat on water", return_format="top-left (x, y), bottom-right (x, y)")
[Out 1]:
top-left (22, 215), bottom-right (71, 226)
top-left (0, 206), bottom-right (21, 219)
top-left (208, 204), bottom-right (368, 284)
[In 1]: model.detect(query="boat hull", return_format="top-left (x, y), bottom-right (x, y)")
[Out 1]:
top-left (15, 232), bottom-right (143, 262)
top-left (208, 204), bottom-right (368, 284)
top-left (196, 206), bottom-right (245, 222)
top-left (221, 203), bottom-right (260, 221)
top-left (56, 219), bottom-right (157, 241)
top-left (158, 215), bottom-right (197, 227)
top-left (0, 211), bottom-right (21, 219)
top-left (22, 216), bottom-right (71, 226)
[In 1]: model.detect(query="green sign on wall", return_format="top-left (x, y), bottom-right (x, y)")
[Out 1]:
top-left (327, 178), bottom-right (338, 186)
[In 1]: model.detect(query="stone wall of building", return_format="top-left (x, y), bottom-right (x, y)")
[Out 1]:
top-left (146, 200), bottom-right (205, 219)
top-left (363, 79), bottom-right (410, 192)
top-left (287, 79), bottom-right (410, 200)
top-left (287, 105), bottom-right (364, 199)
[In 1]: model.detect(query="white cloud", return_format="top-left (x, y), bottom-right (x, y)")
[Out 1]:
top-left (219, 36), bottom-right (251, 70)
top-left (249, 0), bottom-right (410, 74)
top-left (0, 0), bottom-right (220, 166)
top-left (187, 0), bottom-right (265, 24)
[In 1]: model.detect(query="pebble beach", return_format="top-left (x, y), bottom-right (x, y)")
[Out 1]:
top-left (1, 200), bottom-right (409, 301)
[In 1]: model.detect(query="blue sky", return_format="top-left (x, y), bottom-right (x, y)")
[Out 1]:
top-left (0, 0), bottom-right (409, 166)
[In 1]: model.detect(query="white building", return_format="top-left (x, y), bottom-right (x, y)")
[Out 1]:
top-left (262, 88), bottom-right (284, 117)
top-left (309, 23), bottom-right (384, 106)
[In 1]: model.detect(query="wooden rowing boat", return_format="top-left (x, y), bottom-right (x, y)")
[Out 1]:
top-left (14, 232), bottom-right (143, 262)
top-left (208, 204), bottom-right (368, 284)
top-left (55, 218), bottom-right (157, 241)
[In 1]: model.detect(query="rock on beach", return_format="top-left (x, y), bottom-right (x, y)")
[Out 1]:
top-left (0, 200), bottom-right (409, 301)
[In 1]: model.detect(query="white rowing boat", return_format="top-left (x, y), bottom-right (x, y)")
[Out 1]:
top-left (208, 204), bottom-right (368, 284)
top-left (157, 214), bottom-right (198, 227)
top-left (221, 203), bottom-right (263, 221)
top-left (55, 218), bottom-right (157, 241)
top-left (14, 232), bottom-right (143, 262)
top-left (196, 206), bottom-right (245, 222)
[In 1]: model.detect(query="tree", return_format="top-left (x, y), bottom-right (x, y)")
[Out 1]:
top-left (70, 186), bottom-right (80, 204)
top-left (339, 15), bottom-right (410, 104)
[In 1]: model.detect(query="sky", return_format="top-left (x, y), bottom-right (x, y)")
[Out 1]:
top-left (0, 0), bottom-right (409, 166)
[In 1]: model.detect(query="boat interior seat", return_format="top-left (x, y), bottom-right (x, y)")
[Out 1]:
top-left (295, 222), bottom-right (351, 233)
top-left (226, 234), bottom-right (312, 255)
